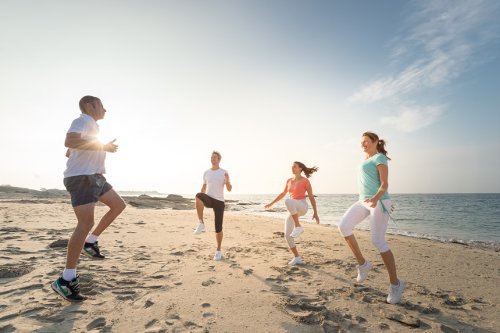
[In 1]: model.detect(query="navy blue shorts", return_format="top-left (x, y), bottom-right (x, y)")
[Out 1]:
top-left (196, 192), bottom-right (225, 233)
top-left (64, 174), bottom-right (112, 207)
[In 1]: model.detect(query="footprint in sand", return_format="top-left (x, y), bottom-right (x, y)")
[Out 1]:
top-left (0, 264), bottom-right (33, 278)
top-left (48, 239), bottom-right (68, 248)
top-left (0, 324), bottom-right (16, 333)
top-left (145, 319), bottom-right (158, 329)
top-left (201, 279), bottom-right (215, 287)
top-left (86, 317), bottom-right (107, 331)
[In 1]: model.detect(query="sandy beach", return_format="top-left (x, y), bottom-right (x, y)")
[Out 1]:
top-left (0, 193), bottom-right (499, 333)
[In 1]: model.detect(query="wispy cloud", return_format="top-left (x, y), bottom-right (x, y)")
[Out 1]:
top-left (348, 0), bottom-right (499, 131)
top-left (381, 104), bottom-right (444, 133)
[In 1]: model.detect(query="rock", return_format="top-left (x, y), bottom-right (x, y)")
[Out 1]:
top-left (145, 300), bottom-right (155, 308)
top-left (165, 194), bottom-right (185, 201)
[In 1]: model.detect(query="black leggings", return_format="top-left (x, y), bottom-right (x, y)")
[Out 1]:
top-left (196, 193), bottom-right (225, 233)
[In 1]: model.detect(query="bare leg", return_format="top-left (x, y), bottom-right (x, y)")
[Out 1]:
top-left (66, 203), bottom-right (95, 268)
top-left (290, 246), bottom-right (299, 257)
top-left (196, 197), bottom-right (204, 222)
top-left (216, 231), bottom-right (223, 251)
top-left (291, 213), bottom-right (301, 227)
top-left (344, 235), bottom-right (366, 265)
top-left (91, 189), bottom-right (126, 236)
top-left (380, 250), bottom-right (398, 284)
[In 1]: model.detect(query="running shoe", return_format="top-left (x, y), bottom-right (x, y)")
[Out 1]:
top-left (194, 223), bottom-right (205, 235)
top-left (356, 261), bottom-right (373, 283)
top-left (82, 241), bottom-right (105, 259)
top-left (387, 281), bottom-right (406, 304)
top-left (290, 226), bottom-right (304, 238)
top-left (288, 256), bottom-right (304, 266)
top-left (213, 250), bottom-right (222, 261)
top-left (51, 276), bottom-right (85, 302)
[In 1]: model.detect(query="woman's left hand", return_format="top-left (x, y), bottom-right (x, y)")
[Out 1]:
top-left (364, 198), bottom-right (378, 208)
top-left (312, 213), bottom-right (320, 224)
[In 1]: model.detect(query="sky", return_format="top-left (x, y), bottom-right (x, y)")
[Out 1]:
top-left (1, 0), bottom-right (499, 195)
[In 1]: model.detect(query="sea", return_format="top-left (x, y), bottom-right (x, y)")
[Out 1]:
top-left (222, 193), bottom-right (500, 249)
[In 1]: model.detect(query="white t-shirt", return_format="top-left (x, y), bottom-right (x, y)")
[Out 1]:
top-left (63, 114), bottom-right (106, 178)
top-left (204, 168), bottom-right (228, 202)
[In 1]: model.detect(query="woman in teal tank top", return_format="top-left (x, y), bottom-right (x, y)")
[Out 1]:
top-left (338, 132), bottom-right (405, 304)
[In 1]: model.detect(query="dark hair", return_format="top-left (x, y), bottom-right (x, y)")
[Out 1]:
top-left (362, 131), bottom-right (391, 160)
top-left (294, 161), bottom-right (318, 178)
top-left (79, 95), bottom-right (101, 113)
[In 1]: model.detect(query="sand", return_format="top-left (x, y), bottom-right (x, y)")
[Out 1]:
top-left (0, 195), bottom-right (498, 333)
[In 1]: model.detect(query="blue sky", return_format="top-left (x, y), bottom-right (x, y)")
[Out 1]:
top-left (1, 0), bottom-right (499, 194)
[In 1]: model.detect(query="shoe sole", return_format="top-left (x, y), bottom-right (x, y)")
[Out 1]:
top-left (81, 250), bottom-right (105, 259)
top-left (288, 261), bottom-right (304, 266)
top-left (51, 283), bottom-right (84, 302)
top-left (290, 231), bottom-right (304, 238)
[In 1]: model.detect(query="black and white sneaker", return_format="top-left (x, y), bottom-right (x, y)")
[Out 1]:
top-left (82, 241), bottom-right (105, 259)
top-left (51, 276), bottom-right (85, 302)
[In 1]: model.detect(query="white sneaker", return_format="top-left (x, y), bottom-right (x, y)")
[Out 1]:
top-left (194, 223), bottom-right (205, 235)
top-left (290, 226), bottom-right (304, 238)
top-left (387, 281), bottom-right (406, 304)
top-left (213, 251), bottom-right (222, 261)
top-left (288, 256), bottom-right (304, 266)
top-left (356, 261), bottom-right (373, 283)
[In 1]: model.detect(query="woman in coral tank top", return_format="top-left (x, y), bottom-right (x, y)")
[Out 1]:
top-left (265, 161), bottom-right (320, 265)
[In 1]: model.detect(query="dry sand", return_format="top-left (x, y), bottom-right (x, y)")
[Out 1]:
top-left (0, 195), bottom-right (498, 332)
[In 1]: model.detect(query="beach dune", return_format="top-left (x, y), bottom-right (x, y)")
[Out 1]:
top-left (0, 194), bottom-right (498, 332)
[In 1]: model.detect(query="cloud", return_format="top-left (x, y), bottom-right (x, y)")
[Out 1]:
top-left (381, 104), bottom-right (444, 132)
top-left (348, 0), bottom-right (499, 132)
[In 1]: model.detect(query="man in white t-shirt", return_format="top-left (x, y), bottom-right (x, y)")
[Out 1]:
top-left (51, 96), bottom-right (126, 302)
top-left (194, 151), bottom-right (232, 260)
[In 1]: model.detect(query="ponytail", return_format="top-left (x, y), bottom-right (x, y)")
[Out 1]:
top-left (362, 132), bottom-right (391, 160)
top-left (294, 161), bottom-right (318, 178)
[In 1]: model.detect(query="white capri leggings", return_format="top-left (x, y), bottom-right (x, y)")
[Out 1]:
top-left (338, 199), bottom-right (392, 253)
top-left (284, 198), bottom-right (308, 248)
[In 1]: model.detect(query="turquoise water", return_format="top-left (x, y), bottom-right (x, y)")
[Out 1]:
top-left (224, 193), bottom-right (500, 248)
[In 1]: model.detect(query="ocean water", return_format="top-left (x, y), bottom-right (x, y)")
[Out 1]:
top-left (223, 193), bottom-right (500, 248)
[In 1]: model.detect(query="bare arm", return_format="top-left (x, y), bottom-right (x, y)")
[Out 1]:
top-left (306, 184), bottom-right (320, 224)
top-left (65, 132), bottom-right (118, 152)
top-left (265, 183), bottom-right (288, 209)
top-left (364, 164), bottom-right (389, 208)
top-left (224, 172), bottom-right (232, 192)
top-left (200, 184), bottom-right (207, 193)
